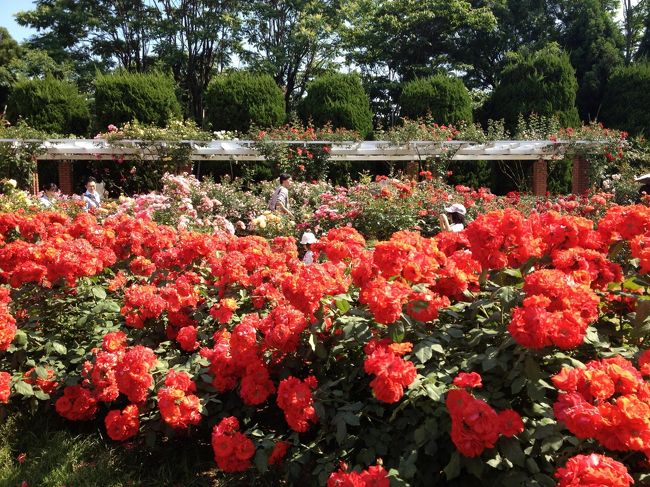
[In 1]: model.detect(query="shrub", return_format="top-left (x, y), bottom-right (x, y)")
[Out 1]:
top-left (298, 72), bottom-right (373, 138)
top-left (6, 77), bottom-right (90, 135)
top-left (94, 71), bottom-right (181, 130)
top-left (484, 43), bottom-right (580, 132)
top-left (400, 75), bottom-right (473, 124)
top-left (600, 63), bottom-right (650, 137)
top-left (205, 71), bottom-right (286, 132)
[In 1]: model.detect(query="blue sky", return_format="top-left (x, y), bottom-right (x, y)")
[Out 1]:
top-left (0, 1), bottom-right (37, 42)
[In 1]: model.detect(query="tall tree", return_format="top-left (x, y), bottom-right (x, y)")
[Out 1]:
top-left (452, 0), bottom-right (556, 89)
top-left (242, 0), bottom-right (341, 112)
top-left (151, 0), bottom-right (243, 121)
top-left (342, 0), bottom-right (497, 82)
top-left (636, 1), bottom-right (650, 59)
top-left (15, 0), bottom-right (156, 87)
top-left (0, 28), bottom-right (22, 109)
top-left (550, 0), bottom-right (624, 121)
top-left (621, 0), bottom-right (647, 63)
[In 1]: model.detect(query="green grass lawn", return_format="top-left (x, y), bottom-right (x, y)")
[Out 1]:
top-left (0, 411), bottom-right (277, 487)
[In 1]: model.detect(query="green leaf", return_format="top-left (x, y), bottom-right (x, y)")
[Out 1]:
top-left (335, 418), bottom-right (347, 445)
top-left (335, 298), bottom-right (351, 314)
top-left (92, 286), bottom-right (107, 300)
top-left (413, 342), bottom-right (433, 364)
top-left (14, 380), bottom-right (34, 397)
top-left (444, 452), bottom-right (461, 480)
top-left (35, 366), bottom-right (49, 379)
top-left (34, 390), bottom-right (50, 400)
top-left (51, 342), bottom-right (67, 355)
top-left (499, 437), bottom-right (525, 467)
top-left (13, 329), bottom-right (27, 346)
top-left (254, 449), bottom-right (269, 474)
top-left (389, 321), bottom-right (405, 343)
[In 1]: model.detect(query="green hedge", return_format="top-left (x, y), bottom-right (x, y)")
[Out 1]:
top-left (400, 75), bottom-right (473, 124)
top-left (205, 72), bottom-right (285, 132)
top-left (484, 43), bottom-right (580, 132)
top-left (601, 63), bottom-right (650, 137)
top-left (299, 73), bottom-right (373, 138)
top-left (94, 71), bottom-right (181, 129)
top-left (6, 77), bottom-right (90, 135)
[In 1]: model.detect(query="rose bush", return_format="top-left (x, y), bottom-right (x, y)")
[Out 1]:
top-left (0, 188), bottom-right (648, 485)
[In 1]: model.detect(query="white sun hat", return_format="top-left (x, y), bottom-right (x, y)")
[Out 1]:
top-left (444, 203), bottom-right (467, 215)
top-left (300, 232), bottom-right (318, 245)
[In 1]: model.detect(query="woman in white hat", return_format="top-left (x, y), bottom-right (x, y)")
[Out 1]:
top-left (300, 231), bottom-right (318, 264)
top-left (439, 203), bottom-right (467, 232)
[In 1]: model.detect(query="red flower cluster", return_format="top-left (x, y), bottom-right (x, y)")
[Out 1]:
top-left (211, 416), bottom-right (255, 472)
top-left (508, 269), bottom-right (599, 349)
top-left (276, 376), bottom-right (318, 432)
top-left (364, 339), bottom-right (417, 403)
top-left (555, 454), bottom-right (633, 487)
top-left (268, 440), bottom-right (290, 466)
top-left (23, 367), bottom-right (59, 395)
top-left (209, 298), bottom-right (238, 324)
top-left (446, 377), bottom-right (523, 457)
top-left (465, 208), bottom-right (542, 270)
top-left (0, 287), bottom-right (16, 351)
top-left (115, 345), bottom-right (157, 403)
top-left (157, 370), bottom-right (201, 429)
top-left (55, 385), bottom-right (98, 421)
top-left (327, 463), bottom-right (389, 487)
top-left (259, 304), bottom-right (307, 354)
top-left (312, 227), bottom-right (366, 263)
top-left (453, 372), bottom-right (482, 389)
top-left (105, 404), bottom-right (139, 441)
top-left (0, 371), bottom-right (10, 403)
top-left (553, 356), bottom-right (650, 455)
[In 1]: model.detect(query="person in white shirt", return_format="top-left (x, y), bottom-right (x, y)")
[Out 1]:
top-left (268, 174), bottom-right (293, 217)
top-left (439, 203), bottom-right (467, 232)
top-left (39, 183), bottom-right (59, 208)
top-left (83, 177), bottom-right (101, 211)
top-left (300, 231), bottom-right (318, 264)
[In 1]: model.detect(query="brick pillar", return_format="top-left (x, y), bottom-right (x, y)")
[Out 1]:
top-left (571, 155), bottom-right (590, 195)
top-left (31, 162), bottom-right (39, 195)
top-left (58, 160), bottom-right (74, 195)
top-left (531, 159), bottom-right (548, 196)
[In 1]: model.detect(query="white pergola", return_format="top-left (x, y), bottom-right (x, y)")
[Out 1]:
top-left (2, 138), bottom-right (605, 196)
top-left (20, 139), bottom-right (587, 161)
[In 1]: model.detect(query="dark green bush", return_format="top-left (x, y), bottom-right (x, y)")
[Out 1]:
top-left (400, 75), bottom-right (473, 124)
top-left (600, 63), bottom-right (650, 137)
top-left (205, 71), bottom-right (285, 132)
top-left (94, 71), bottom-right (181, 129)
top-left (6, 77), bottom-right (90, 135)
top-left (484, 43), bottom-right (580, 132)
top-left (299, 72), bottom-right (373, 138)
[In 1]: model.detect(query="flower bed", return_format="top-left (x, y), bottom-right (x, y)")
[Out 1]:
top-left (0, 199), bottom-right (648, 485)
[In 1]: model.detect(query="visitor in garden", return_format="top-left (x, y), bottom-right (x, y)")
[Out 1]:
top-left (83, 177), bottom-right (102, 211)
top-left (439, 203), bottom-right (467, 232)
top-left (300, 231), bottom-right (318, 264)
top-left (39, 183), bottom-right (59, 208)
top-left (268, 173), bottom-right (293, 217)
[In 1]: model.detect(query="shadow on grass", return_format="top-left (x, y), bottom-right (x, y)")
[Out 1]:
top-left (0, 412), bottom-right (281, 487)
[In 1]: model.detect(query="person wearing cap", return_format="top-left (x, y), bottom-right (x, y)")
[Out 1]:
top-left (300, 231), bottom-right (318, 264)
top-left (439, 203), bottom-right (467, 232)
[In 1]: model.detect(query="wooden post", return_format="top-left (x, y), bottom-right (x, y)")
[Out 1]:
top-left (531, 159), bottom-right (548, 196)
top-left (31, 162), bottom-right (39, 195)
top-left (405, 160), bottom-right (419, 179)
top-left (58, 160), bottom-right (74, 195)
top-left (571, 155), bottom-right (590, 195)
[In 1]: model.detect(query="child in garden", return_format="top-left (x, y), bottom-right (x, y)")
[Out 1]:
top-left (439, 203), bottom-right (466, 232)
top-left (39, 183), bottom-right (59, 208)
top-left (300, 231), bottom-right (318, 264)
